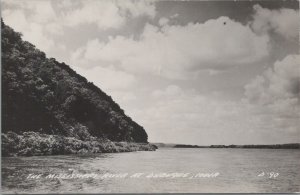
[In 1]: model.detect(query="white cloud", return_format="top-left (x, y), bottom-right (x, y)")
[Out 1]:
top-left (130, 84), bottom-right (300, 145)
top-left (170, 13), bottom-right (179, 19)
top-left (1, 0), bottom-right (156, 55)
top-left (72, 16), bottom-right (269, 79)
top-left (63, 1), bottom-right (125, 30)
top-left (245, 55), bottom-right (300, 106)
top-left (109, 91), bottom-right (138, 107)
top-left (152, 85), bottom-right (183, 98)
top-left (122, 93), bottom-right (137, 102)
top-left (243, 55), bottom-right (300, 140)
top-left (129, 56), bottom-right (299, 144)
top-left (73, 66), bottom-right (137, 92)
top-left (2, 0), bottom-right (57, 24)
top-left (23, 23), bottom-right (56, 52)
top-left (63, 0), bottom-right (156, 30)
top-left (2, 9), bottom-right (28, 33)
top-left (158, 17), bottom-right (169, 26)
top-left (45, 23), bottom-right (64, 35)
top-left (28, 1), bottom-right (57, 24)
top-left (57, 0), bottom-right (75, 9)
top-left (1, 0), bottom-right (65, 53)
top-left (244, 54), bottom-right (300, 128)
top-left (250, 4), bottom-right (299, 40)
top-left (118, 0), bottom-right (156, 18)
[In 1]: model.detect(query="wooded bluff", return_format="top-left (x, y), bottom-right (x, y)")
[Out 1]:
top-left (1, 20), bottom-right (154, 156)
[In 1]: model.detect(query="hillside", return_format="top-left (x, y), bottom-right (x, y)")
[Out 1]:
top-left (1, 19), bottom-right (148, 144)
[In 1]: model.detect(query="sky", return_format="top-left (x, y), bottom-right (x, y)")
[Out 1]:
top-left (1, 0), bottom-right (299, 145)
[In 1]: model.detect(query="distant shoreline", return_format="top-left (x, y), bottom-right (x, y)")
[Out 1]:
top-left (174, 144), bottom-right (300, 149)
top-left (152, 143), bottom-right (300, 149)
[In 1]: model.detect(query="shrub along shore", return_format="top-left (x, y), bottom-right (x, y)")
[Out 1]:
top-left (2, 131), bottom-right (157, 157)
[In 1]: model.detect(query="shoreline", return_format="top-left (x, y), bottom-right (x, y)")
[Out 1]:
top-left (173, 144), bottom-right (300, 149)
top-left (2, 131), bottom-right (157, 157)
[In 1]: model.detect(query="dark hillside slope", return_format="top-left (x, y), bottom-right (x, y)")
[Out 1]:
top-left (1, 20), bottom-right (148, 143)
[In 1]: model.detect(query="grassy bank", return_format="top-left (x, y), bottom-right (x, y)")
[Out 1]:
top-left (2, 131), bottom-right (157, 157)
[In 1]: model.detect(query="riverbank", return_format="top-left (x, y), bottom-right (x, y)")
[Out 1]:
top-left (2, 131), bottom-right (157, 157)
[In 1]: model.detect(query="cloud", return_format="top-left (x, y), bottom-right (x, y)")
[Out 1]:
top-left (63, 0), bottom-right (156, 30)
top-left (63, 1), bottom-right (125, 30)
top-left (2, 0), bottom-right (57, 25)
top-left (118, 0), bottom-right (156, 18)
top-left (250, 4), bottom-right (299, 40)
top-left (152, 85), bottom-right (183, 98)
top-left (1, 0), bottom-right (156, 55)
top-left (170, 13), bottom-right (179, 19)
top-left (72, 16), bottom-right (269, 79)
top-left (129, 84), bottom-right (300, 145)
top-left (73, 66), bottom-right (137, 92)
top-left (57, 0), bottom-right (76, 9)
top-left (243, 54), bottom-right (300, 139)
top-left (1, 0), bottom-right (66, 55)
top-left (132, 55), bottom-right (299, 144)
top-left (158, 17), bottom-right (169, 26)
top-left (1, 9), bottom-right (28, 35)
top-left (245, 55), bottom-right (300, 106)
top-left (28, 1), bottom-right (57, 24)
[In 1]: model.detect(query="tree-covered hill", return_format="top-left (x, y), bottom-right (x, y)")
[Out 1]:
top-left (1, 20), bottom-right (148, 143)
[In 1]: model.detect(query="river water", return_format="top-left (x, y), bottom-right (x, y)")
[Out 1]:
top-left (2, 148), bottom-right (300, 193)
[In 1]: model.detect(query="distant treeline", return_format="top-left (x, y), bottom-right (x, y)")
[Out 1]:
top-left (173, 143), bottom-right (300, 149)
top-left (174, 144), bottom-right (206, 148)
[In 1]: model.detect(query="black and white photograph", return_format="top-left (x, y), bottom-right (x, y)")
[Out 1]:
top-left (1, 0), bottom-right (299, 193)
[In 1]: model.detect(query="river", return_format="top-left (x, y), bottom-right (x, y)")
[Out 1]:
top-left (2, 148), bottom-right (300, 193)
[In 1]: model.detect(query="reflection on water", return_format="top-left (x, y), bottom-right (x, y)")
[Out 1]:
top-left (2, 148), bottom-right (300, 193)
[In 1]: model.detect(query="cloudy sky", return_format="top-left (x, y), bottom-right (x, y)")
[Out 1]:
top-left (2, 0), bottom-right (299, 145)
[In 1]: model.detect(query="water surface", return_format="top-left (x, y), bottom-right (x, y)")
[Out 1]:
top-left (2, 148), bottom-right (300, 193)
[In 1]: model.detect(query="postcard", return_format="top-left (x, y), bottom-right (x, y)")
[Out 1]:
top-left (1, 0), bottom-right (299, 194)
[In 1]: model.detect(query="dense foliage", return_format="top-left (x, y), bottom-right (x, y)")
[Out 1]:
top-left (2, 131), bottom-right (156, 157)
top-left (1, 20), bottom-right (148, 143)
